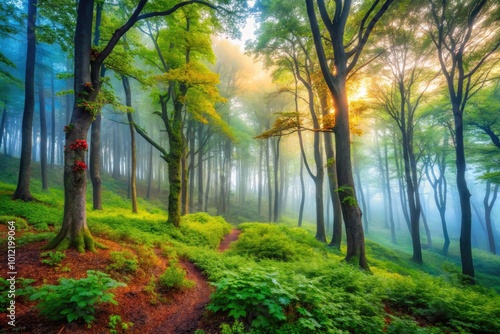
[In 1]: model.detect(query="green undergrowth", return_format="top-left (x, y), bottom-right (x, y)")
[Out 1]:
top-left (1, 154), bottom-right (499, 333)
top-left (194, 223), bottom-right (500, 334)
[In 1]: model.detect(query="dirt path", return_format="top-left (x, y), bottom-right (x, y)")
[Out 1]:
top-left (149, 228), bottom-right (241, 333)
top-left (218, 229), bottom-right (241, 252)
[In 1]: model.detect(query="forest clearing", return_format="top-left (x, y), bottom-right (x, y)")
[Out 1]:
top-left (1, 0), bottom-right (500, 333)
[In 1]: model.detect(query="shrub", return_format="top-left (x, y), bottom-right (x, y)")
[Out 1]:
top-left (175, 213), bottom-right (232, 249)
top-left (107, 251), bottom-right (138, 274)
top-left (230, 225), bottom-right (298, 261)
top-left (30, 270), bottom-right (125, 324)
top-left (207, 267), bottom-right (295, 329)
top-left (158, 260), bottom-right (195, 291)
top-left (40, 251), bottom-right (66, 266)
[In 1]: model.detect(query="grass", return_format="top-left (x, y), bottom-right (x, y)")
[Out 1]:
top-left (1, 153), bottom-right (499, 333)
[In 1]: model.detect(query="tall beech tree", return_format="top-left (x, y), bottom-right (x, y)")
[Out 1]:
top-left (373, 10), bottom-right (437, 264)
top-left (45, 0), bottom-right (241, 252)
top-left (426, 0), bottom-right (500, 282)
top-left (305, 0), bottom-right (395, 269)
top-left (12, 0), bottom-right (37, 201)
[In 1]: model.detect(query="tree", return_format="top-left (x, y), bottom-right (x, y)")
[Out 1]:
top-left (423, 129), bottom-right (452, 255)
top-left (45, 0), bottom-right (240, 251)
top-left (426, 0), bottom-right (500, 282)
top-left (305, 0), bottom-right (396, 269)
top-left (12, 0), bottom-right (37, 201)
top-left (372, 8), bottom-right (437, 263)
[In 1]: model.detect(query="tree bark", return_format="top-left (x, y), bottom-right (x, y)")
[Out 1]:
top-left (263, 139), bottom-right (271, 222)
top-left (484, 180), bottom-right (498, 255)
top-left (197, 124), bottom-right (204, 212)
top-left (384, 140), bottom-right (397, 244)
top-left (0, 107), bottom-right (6, 149)
top-left (122, 75), bottom-right (138, 213)
top-left (257, 139), bottom-right (263, 215)
top-left (50, 67), bottom-right (56, 165)
top-left (12, 0), bottom-right (37, 201)
top-left (273, 137), bottom-right (280, 222)
top-left (146, 144), bottom-right (153, 199)
top-left (89, 1), bottom-right (104, 210)
top-left (454, 108), bottom-right (474, 281)
top-left (44, 0), bottom-right (96, 252)
top-left (38, 66), bottom-right (48, 190)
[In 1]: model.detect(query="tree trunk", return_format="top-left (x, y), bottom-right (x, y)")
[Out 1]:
top-left (402, 126), bottom-right (423, 264)
top-left (205, 156), bottom-right (211, 212)
top-left (265, 139), bottom-right (272, 222)
top-left (320, 91), bottom-right (342, 248)
top-left (453, 105), bottom-right (474, 282)
top-left (50, 67), bottom-right (56, 165)
top-left (89, 113), bottom-right (102, 210)
top-left (89, 2), bottom-right (104, 210)
top-left (334, 87), bottom-right (366, 267)
top-left (273, 137), bottom-right (280, 222)
top-left (112, 124), bottom-right (121, 179)
top-left (122, 75), bottom-right (138, 213)
top-left (484, 181), bottom-right (498, 255)
top-left (384, 140), bottom-right (397, 244)
top-left (394, 134), bottom-right (411, 232)
top-left (38, 65), bottom-right (48, 190)
top-left (257, 138), bottom-right (263, 215)
top-left (298, 154), bottom-right (305, 227)
top-left (12, 0), bottom-right (37, 201)
top-left (44, 0), bottom-right (96, 252)
top-left (166, 109), bottom-right (183, 227)
top-left (353, 154), bottom-right (368, 234)
top-left (0, 107), bottom-right (6, 149)
top-left (188, 121), bottom-right (195, 211)
top-left (146, 144), bottom-right (153, 199)
top-left (197, 124), bottom-right (203, 212)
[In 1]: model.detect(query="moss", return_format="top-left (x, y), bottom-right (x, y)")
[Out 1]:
top-left (54, 238), bottom-right (71, 252)
top-left (44, 227), bottom-right (96, 253)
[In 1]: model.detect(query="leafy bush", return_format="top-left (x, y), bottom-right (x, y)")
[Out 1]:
top-left (158, 260), bottom-right (194, 291)
top-left (40, 251), bottom-right (66, 266)
top-left (107, 251), bottom-right (138, 274)
top-left (208, 267), bottom-right (294, 328)
top-left (175, 212), bottom-right (232, 249)
top-left (208, 265), bottom-right (386, 333)
top-left (30, 270), bottom-right (125, 324)
top-left (230, 224), bottom-right (298, 261)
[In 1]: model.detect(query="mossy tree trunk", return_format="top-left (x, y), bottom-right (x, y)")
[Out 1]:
top-left (45, 0), bottom-right (96, 252)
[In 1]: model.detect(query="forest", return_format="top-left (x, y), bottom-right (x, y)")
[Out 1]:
top-left (0, 0), bottom-right (499, 333)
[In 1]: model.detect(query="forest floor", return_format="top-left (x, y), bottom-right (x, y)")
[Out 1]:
top-left (0, 227), bottom-right (242, 334)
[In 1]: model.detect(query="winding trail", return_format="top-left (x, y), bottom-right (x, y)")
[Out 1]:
top-left (218, 229), bottom-right (242, 252)
top-left (150, 228), bottom-right (241, 333)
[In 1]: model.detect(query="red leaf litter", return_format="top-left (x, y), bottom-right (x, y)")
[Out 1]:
top-left (0, 229), bottom-right (241, 333)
